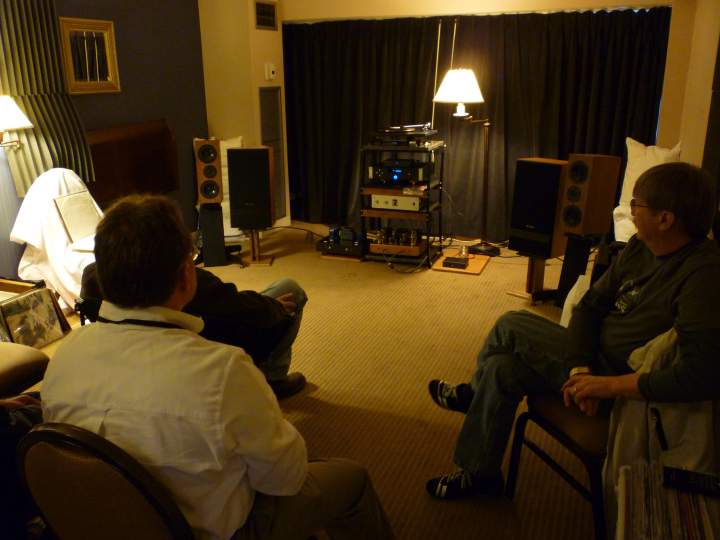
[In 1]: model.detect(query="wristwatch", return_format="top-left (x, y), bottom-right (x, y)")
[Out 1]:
top-left (570, 366), bottom-right (591, 377)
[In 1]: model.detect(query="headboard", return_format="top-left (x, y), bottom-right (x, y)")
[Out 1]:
top-left (85, 118), bottom-right (179, 208)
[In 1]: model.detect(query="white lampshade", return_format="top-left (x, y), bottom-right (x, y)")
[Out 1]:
top-left (433, 68), bottom-right (484, 117)
top-left (0, 96), bottom-right (33, 132)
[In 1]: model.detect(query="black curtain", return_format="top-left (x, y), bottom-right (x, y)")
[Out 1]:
top-left (283, 8), bottom-right (671, 241)
top-left (284, 17), bottom-right (440, 225)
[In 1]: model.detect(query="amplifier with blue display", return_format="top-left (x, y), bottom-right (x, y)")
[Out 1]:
top-left (367, 159), bottom-right (431, 186)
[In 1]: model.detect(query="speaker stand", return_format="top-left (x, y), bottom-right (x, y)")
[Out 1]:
top-left (507, 256), bottom-right (556, 302)
top-left (199, 203), bottom-right (227, 267)
top-left (507, 235), bottom-right (594, 305)
top-left (554, 234), bottom-right (594, 306)
top-left (247, 229), bottom-right (274, 266)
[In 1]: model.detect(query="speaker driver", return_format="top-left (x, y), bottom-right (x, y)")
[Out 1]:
top-left (566, 184), bottom-right (582, 202)
top-left (569, 160), bottom-right (589, 182)
top-left (563, 205), bottom-right (583, 227)
top-left (200, 180), bottom-right (220, 199)
top-left (203, 164), bottom-right (217, 178)
top-left (198, 144), bottom-right (218, 163)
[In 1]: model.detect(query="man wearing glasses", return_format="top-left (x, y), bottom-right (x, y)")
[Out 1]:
top-left (426, 162), bottom-right (720, 499)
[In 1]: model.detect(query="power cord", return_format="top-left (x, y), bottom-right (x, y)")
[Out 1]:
top-left (380, 251), bottom-right (430, 273)
top-left (268, 225), bottom-right (324, 240)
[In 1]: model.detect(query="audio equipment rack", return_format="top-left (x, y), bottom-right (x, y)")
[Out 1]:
top-left (359, 140), bottom-right (445, 267)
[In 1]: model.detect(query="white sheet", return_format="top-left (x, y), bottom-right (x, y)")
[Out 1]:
top-left (9, 168), bottom-right (100, 309)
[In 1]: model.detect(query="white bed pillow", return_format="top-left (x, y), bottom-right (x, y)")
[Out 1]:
top-left (618, 137), bottom-right (681, 205)
top-left (613, 137), bottom-right (681, 242)
top-left (219, 135), bottom-right (244, 238)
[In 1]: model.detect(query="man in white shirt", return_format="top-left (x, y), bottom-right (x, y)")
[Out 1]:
top-left (42, 195), bottom-right (393, 540)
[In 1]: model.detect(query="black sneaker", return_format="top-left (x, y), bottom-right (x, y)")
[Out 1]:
top-left (269, 372), bottom-right (306, 399)
top-left (428, 380), bottom-right (473, 413)
top-left (426, 470), bottom-right (504, 500)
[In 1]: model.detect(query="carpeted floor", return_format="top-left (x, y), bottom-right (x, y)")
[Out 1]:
top-left (207, 226), bottom-right (596, 540)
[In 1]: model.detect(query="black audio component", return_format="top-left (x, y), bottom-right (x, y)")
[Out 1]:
top-left (338, 226), bottom-right (356, 245)
top-left (368, 159), bottom-right (431, 186)
top-left (442, 256), bottom-right (469, 269)
top-left (317, 227), bottom-right (364, 258)
top-left (372, 123), bottom-right (439, 146)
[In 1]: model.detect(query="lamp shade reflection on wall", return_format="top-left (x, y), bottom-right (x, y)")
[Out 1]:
top-left (0, 96), bottom-right (33, 149)
top-left (432, 69), bottom-right (484, 117)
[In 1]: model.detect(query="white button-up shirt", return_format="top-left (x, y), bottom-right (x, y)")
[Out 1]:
top-left (42, 302), bottom-right (308, 540)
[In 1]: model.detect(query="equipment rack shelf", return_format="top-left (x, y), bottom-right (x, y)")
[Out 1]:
top-left (359, 141), bottom-right (445, 267)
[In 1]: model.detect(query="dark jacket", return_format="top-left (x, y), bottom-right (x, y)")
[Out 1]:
top-left (80, 264), bottom-right (291, 363)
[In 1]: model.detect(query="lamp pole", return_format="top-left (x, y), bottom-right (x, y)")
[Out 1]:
top-left (464, 117), bottom-right (499, 256)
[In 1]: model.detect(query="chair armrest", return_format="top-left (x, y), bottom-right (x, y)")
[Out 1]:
top-left (0, 343), bottom-right (49, 398)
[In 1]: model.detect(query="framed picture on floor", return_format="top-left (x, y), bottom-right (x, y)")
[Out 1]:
top-left (0, 288), bottom-right (70, 348)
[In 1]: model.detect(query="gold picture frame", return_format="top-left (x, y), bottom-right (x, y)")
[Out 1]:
top-left (59, 17), bottom-right (121, 95)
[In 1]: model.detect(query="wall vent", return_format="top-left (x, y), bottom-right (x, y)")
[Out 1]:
top-left (255, 2), bottom-right (277, 30)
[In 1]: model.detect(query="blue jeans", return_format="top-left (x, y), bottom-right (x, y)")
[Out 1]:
top-left (454, 310), bottom-right (569, 475)
top-left (257, 278), bottom-right (308, 381)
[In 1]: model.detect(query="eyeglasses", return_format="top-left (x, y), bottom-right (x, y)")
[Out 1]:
top-left (630, 198), bottom-right (653, 210)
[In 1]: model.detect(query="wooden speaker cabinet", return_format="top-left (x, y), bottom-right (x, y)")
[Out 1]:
top-left (552, 154), bottom-right (621, 247)
top-left (193, 138), bottom-right (223, 204)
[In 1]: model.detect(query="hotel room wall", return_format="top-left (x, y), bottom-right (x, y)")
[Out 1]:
top-left (197, 0), bottom-right (291, 226)
top-left (282, 0), bottom-right (718, 166)
top-left (53, 0), bottom-right (208, 227)
top-left (677, 0), bottom-right (720, 165)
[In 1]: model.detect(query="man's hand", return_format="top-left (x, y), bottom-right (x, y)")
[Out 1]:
top-left (562, 373), bottom-right (643, 415)
top-left (276, 293), bottom-right (297, 314)
top-left (561, 374), bottom-right (600, 416)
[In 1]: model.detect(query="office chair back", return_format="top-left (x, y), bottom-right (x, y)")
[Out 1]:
top-left (17, 423), bottom-right (194, 540)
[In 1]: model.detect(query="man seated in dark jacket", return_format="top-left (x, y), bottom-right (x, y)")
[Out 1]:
top-left (425, 162), bottom-right (720, 499)
top-left (81, 264), bottom-right (308, 399)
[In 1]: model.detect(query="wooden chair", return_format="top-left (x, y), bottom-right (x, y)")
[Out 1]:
top-left (505, 394), bottom-right (610, 540)
top-left (17, 422), bottom-right (194, 540)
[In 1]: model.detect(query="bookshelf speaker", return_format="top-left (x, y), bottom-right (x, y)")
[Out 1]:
top-left (553, 154), bottom-right (621, 244)
top-left (193, 138), bottom-right (223, 204)
top-left (227, 146), bottom-right (274, 229)
top-left (508, 158), bottom-right (568, 258)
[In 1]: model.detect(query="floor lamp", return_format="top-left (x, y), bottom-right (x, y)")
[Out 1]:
top-left (433, 69), bottom-right (500, 257)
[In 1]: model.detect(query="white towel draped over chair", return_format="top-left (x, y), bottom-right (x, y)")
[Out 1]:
top-left (9, 168), bottom-right (100, 310)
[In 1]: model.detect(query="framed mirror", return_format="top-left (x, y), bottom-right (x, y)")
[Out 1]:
top-left (59, 17), bottom-right (121, 95)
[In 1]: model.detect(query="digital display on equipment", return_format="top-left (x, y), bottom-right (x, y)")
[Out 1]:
top-left (369, 160), bottom-right (430, 186)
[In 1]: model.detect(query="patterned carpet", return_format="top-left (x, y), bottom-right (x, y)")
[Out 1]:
top-left (208, 226), bottom-right (597, 540)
